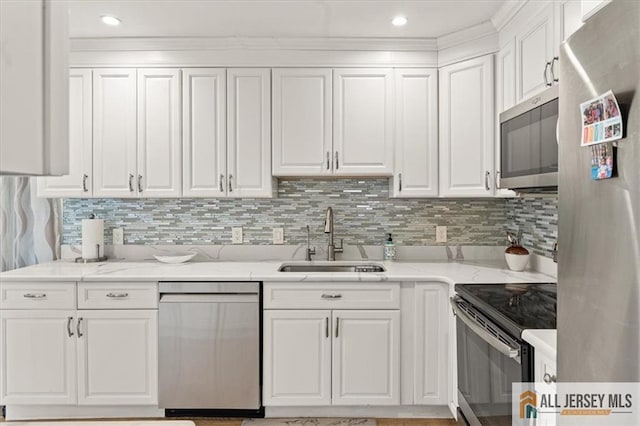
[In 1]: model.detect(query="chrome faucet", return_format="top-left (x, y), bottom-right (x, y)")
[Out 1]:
top-left (305, 225), bottom-right (316, 261)
top-left (324, 207), bottom-right (343, 261)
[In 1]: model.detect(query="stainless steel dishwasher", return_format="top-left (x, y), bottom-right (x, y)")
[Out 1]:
top-left (159, 282), bottom-right (261, 415)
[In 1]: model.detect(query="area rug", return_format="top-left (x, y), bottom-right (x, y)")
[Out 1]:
top-left (242, 419), bottom-right (376, 426)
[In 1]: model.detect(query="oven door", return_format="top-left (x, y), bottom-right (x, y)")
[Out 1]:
top-left (451, 296), bottom-right (533, 426)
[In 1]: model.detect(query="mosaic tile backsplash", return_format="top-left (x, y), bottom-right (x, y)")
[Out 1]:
top-left (62, 179), bottom-right (558, 257)
top-left (505, 196), bottom-right (558, 257)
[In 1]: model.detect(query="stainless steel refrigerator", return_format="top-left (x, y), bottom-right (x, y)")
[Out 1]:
top-left (558, 0), bottom-right (640, 382)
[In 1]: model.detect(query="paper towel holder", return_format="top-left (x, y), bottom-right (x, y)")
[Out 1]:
top-left (75, 243), bottom-right (108, 263)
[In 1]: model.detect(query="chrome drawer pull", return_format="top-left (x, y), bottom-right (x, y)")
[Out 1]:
top-left (106, 292), bottom-right (129, 298)
top-left (67, 317), bottom-right (74, 337)
top-left (321, 294), bottom-right (342, 299)
top-left (77, 317), bottom-right (83, 338)
top-left (23, 293), bottom-right (46, 299)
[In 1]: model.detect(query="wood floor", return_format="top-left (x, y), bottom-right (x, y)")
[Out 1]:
top-left (0, 417), bottom-right (463, 426)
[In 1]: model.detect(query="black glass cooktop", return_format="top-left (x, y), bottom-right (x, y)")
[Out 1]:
top-left (455, 283), bottom-right (557, 337)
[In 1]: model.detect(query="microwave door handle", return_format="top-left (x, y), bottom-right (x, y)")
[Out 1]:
top-left (556, 118), bottom-right (560, 145)
top-left (450, 297), bottom-right (520, 360)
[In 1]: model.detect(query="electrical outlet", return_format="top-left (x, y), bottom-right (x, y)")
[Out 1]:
top-left (113, 228), bottom-right (124, 245)
top-left (436, 226), bottom-right (447, 243)
top-left (232, 227), bottom-right (243, 244)
top-left (273, 228), bottom-right (284, 245)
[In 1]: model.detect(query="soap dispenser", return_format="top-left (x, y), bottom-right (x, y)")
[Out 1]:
top-left (383, 233), bottom-right (396, 261)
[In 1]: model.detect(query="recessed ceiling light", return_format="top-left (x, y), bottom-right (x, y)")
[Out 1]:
top-left (392, 16), bottom-right (408, 27)
top-left (101, 15), bottom-right (121, 26)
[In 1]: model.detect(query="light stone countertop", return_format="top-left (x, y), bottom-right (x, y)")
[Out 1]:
top-left (0, 259), bottom-right (555, 285)
top-left (522, 329), bottom-right (557, 358)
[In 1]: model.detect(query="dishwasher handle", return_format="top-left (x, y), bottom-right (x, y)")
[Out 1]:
top-left (160, 294), bottom-right (258, 303)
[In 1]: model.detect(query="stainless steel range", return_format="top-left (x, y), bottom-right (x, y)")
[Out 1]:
top-left (452, 283), bottom-right (557, 426)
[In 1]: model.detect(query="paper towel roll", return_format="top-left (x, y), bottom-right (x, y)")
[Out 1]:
top-left (82, 219), bottom-right (104, 259)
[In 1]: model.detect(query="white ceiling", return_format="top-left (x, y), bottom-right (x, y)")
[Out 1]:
top-left (68, 0), bottom-right (507, 39)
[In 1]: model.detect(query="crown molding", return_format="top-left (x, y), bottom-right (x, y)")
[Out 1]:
top-left (491, 0), bottom-right (529, 32)
top-left (436, 21), bottom-right (497, 50)
top-left (70, 36), bottom-right (438, 53)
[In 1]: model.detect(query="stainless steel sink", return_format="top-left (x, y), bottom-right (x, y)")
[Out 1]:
top-left (278, 263), bottom-right (386, 273)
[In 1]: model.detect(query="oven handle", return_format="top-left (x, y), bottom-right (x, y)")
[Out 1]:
top-left (450, 296), bottom-right (520, 360)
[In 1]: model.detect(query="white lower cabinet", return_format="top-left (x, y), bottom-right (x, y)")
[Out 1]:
top-left (0, 310), bottom-right (77, 405)
top-left (331, 310), bottom-right (400, 406)
top-left (263, 305), bottom-right (400, 406)
top-left (77, 310), bottom-right (158, 405)
top-left (263, 310), bottom-right (332, 406)
top-left (0, 282), bottom-right (159, 407)
top-left (413, 284), bottom-right (448, 405)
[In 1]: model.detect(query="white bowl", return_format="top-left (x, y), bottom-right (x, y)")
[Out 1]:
top-left (505, 253), bottom-right (530, 272)
top-left (153, 253), bottom-right (197, 264)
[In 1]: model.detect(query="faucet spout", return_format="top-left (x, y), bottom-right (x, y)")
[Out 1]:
top-left (324, 207), bottom-right (343, 260)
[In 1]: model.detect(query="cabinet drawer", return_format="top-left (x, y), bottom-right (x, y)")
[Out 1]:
top-left (0, 282), bottom-right (76, 309)
top-left (264, 283), bottom-right (400, 309)
top-left (77, 282), bottom-right (158, 309)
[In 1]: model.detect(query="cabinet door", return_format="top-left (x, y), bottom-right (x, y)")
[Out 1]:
top-left (0, 310), bottom-right (76, 405)
top-left (182, 68), bottom-right (227, 197)
top-left (515, 3), bottom-right (555, 101)
top-left (263, 310), bottom-right (331, 406)
top-left (37, 69), bottom-right (93, 198)
top-left (332, 310), bottom-right (400, 405)
top-left (414, 284), bottom-right (448, 405)
top-left (495, 41), bottom-right (517, 198)
top-left (333, 69), bottom-right (394, 176)
top-left (391, 69), bottom-right (438, 198)
top-left (439, 55), bottom-right (494, 197)
top-left (93, 68), bottom-right (137, 198)
top-left (227, 68), bottom-right (272, 198)
top-left (77, 310), bottom-right (158, 405)
top-left (272, 68), bottom-right (333, 176)
top-left (137, 69), bottom-right (181, 197)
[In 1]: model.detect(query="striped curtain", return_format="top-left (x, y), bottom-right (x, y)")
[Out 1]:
top-left (0, 177), bottom-right (61, 272)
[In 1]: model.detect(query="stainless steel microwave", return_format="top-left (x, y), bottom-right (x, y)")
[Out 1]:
top-left (499, 85), bottom-right (559, 190)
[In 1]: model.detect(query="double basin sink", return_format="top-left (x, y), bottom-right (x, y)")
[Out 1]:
top-left (278, 263), bottom-right (386, 273)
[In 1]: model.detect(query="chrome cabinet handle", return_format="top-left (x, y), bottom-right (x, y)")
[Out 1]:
top-left (495, 171), bottom-right (501, 189)
top-left (543, 373), bottom-right (557, 384)
top-left (137, 174), bottom-right (143, 193)
top-left (550, 56), bottom-right (559, 83)
top-left (326, 152), bottom-right (330, 170)
top-left (325, 317), bottom-right (329, 338)
top-left (106, 292), bottom-right (129, 298)
top-left (544, 62), bottom-right (552, 87)
top-left (485, 171), bottom-right (491, 191)
top-left (321, 294), bottom-right (342, 299)
top-left (228, 174), bottom-right (233, 192)
top-left (335, 151), bottom-right (339, 170)
top-left (82, 174), bottom-right (89, 192)
top-left (23, 293), bottom-right (46, 299)
top-left (67, 317), bottom-right (74, 337)
top-left (128, 174), bottom-right (134, 192)
top-left (335, 317), bottom-right (340, 338)
top-left (219, 174), bottom-right (225, 192)
top-left (77, 317), bottom-right (83, 338)
top-left (398, 173), bottom-right (402, 192)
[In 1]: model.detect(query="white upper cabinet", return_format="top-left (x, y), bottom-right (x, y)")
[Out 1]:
top-left (227, 68), bottom-right (273, 198)
top-left (0, 0), bottom-right (69, 176)
top-left (391, 69), bottom-right (438, 198)
top-left (137, 69), bottom-right (182, 198)
top-left (333, 69), bottom-right (394, 176)
top-left (439, 55), bottom-right (494, 197)
top-left (182, 68), bottom-right (227, 197)
top-left (515, 3), bottom-right (558, 102)
top-left (0, 310), bottom-right (76, 405)
top-left (331, 310), bottom-right (400, 406)
top-left (272, 69), bottom-right (333, 176)
top-left (37, 69), bottom-right (93, 198)
top-left (92, 68), bottom-right (138, 198)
